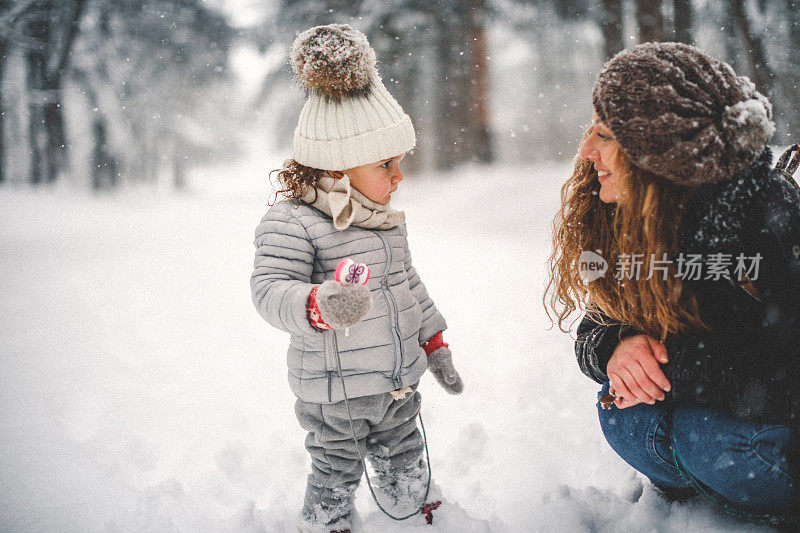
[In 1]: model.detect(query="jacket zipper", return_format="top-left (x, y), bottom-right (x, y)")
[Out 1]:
top-left (325, 330), bottom-right (338, 402)
top-left (373, 230), bottom-right (403, 389)
top-left (329, 330), bottom-right (341, 402)
top-left (325, 231), bottom-right (404, 401)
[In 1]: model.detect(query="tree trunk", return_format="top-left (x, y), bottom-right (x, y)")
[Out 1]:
top-left (0, 38), bottom-right (7, 185)
top-left (673, 0), bottom-right (693, 44)
top-left (42, 0), bottom-right (88, 184)
top-left (467, 0), bottom-right (492, 163)
top-left (22, 0), bottom-right (52, 185)
top-left (787, 0), bottom-right (800, 75)
top-left (399, 53), bottom-right (422, 173)
top-left (72, 64), bottom-right (119, 191)
top-left (636, 0), bottom-right (664, 43)
top-left (375, 15), bottom-right (423, 172)
top-left (600, 0), bottom-right (624, 60)
top-left (731, 0), bottom-right (774, 99)
top-left (173, 153), bottom-right (185, 190)
top-left (91, 119), bottom-right (117, 190)
top-left (0, 0), bottom-right (10, 184)
top-left (720, 6), bottom-right (743, 72)
top-left (789, 0), bottom-right (800, 46)
top-left (781, 0), bottom-right (800, 133)
top-left (435, 4), bottom-right (471, 169)
top-left (80, 10), bottom-right (121, 190)
top-left (43, 94), bottom-right (63, 184)
top-left (27, 49), bottom-right (47, 185)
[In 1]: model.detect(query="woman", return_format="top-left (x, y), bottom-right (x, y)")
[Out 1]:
top-left (545, 41), bottom-right (800, 521)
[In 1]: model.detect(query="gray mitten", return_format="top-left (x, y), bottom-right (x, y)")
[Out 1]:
top-left (427, 346), bottom-right (464, 394)
top-left (316, 280), bottom-right (372, 329)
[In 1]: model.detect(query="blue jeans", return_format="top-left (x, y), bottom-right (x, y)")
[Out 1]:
top-left (597, 381), bottom-right (800, 517)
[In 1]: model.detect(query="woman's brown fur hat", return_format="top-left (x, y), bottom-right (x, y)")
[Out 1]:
top-left (593, 42), bottom-right (774, 186)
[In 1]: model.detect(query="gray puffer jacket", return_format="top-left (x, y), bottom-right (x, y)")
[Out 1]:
top-left (251, 199), bottom-right (447, 403)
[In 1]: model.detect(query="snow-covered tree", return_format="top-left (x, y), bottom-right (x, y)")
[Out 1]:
top-left (70, 0), bottom-right (236, 189)
top-left (0, 0), bottom-right (236, 190)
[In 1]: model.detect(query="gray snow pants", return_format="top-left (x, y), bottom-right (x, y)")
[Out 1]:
top-left (294, 382), bottom-right (425, 525)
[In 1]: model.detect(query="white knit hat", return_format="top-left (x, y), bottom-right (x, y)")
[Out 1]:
top-left (290, 24), bottom-right (416, 171)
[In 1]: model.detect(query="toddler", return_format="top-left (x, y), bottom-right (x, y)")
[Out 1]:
top-left (250, 24), bottom-right (463, 533)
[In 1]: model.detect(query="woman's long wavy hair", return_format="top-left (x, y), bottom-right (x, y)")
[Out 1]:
top-left (544, 129), bottom-right (708, 342)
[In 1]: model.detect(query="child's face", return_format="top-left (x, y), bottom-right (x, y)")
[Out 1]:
top-left (342, 154), bottom-right (405, 205)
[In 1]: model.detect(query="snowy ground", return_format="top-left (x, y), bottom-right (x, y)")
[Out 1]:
top-left (0, 154), bottom-right (771, 532)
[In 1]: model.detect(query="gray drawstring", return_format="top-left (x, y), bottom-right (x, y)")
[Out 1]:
top-left (333, 331), bottom-right (435, 521)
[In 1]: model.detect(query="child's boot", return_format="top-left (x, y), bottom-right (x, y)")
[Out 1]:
top-left (297, 483), bottom-right (358, 533)
top-left (371, 454), bottom-right (428, 512)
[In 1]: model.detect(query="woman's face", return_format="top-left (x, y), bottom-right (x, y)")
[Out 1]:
top-left (579, 113), bottom-right (623, 203)
top-left (341, 154), bottom-right (405, 205)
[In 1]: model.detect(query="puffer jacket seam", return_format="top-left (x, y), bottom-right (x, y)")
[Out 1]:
top-left (338, 342), bottom-right (394, 353)
top-left (322, 236), bottom-right (380, 249)
top-left (286, 206), bottom-right (317, 256)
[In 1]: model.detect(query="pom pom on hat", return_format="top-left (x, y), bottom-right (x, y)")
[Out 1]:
top-left (722, 79), bottom-right (775, 154)
top-left (290, 23), bottom-right (416, 171)
top-left (723, 98), bottom-right (774, 152)
top-left (291, 24), bottom-right (376, 101)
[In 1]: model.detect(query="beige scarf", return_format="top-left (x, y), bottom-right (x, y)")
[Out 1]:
top-left (300, 175), bottom-right (405, 231)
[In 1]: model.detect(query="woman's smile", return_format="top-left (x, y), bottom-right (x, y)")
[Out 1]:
top-left (579, 114), bottom-right (622, 203)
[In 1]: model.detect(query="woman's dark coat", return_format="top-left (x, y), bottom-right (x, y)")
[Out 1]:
top-left (576, 148), bottom-right (800, 424)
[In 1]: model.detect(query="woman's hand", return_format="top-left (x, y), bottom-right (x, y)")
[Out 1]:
top-left (607, 334), bottom-right (670, 409)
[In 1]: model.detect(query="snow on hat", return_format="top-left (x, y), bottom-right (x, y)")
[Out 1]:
top-left (592, 42), bottom-right (775, 186)
top-left (290, 24), bottom-right (416, 171)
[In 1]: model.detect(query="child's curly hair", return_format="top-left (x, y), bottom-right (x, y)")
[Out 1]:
top-left (270, 159), bottom-right (328, 204)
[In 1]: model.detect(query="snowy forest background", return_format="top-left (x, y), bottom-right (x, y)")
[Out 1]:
top-left (0, 0), bottom-right (798, 189)
top-left (2, 1), bottom-right (800, 532)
